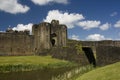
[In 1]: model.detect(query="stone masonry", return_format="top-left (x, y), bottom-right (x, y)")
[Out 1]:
top-left (0, 20), bottom-right (67, 55)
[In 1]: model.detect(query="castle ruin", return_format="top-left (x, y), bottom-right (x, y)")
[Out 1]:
top-left (0, 20), bottom-right (120, 66)
top-left (0, 20), bottom-right (67, 55)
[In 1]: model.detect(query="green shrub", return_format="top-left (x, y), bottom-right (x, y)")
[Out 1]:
top-left (75, 44), bottom-right (84, 54)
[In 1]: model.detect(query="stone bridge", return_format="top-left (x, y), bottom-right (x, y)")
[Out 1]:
top-left (80, 40), bottom-right (120, 66)
top-left (48, 40), bottom-right (120, 67)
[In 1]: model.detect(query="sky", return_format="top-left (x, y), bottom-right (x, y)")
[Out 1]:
top-left (0, 0), bottom-right (120, 41)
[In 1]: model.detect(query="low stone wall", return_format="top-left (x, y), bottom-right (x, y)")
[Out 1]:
top-left (48, 47), bottom-right (89, 65)
top-left (96, 46), bottom-right (120, 66)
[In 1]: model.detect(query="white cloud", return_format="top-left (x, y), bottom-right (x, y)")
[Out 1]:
top-left (12, 23), bottom-right (33, 34)
top-left (99, 23), bottom-right (111, 30)
top-left (0, 0), bottom-right (30, 14)
top-left (110, 12), bottom-right (117, 17)
top-left (86, 34), bottom-right (111, 41)
top-left (31, 0), bottom-right (68, 5)
top-left (70, 35), bottom-right (80, 40)
top-left (114, 20), bottom-right (120, 28)
top-left (0, 31), bottom-right (5, 32)
top-left (44, 10), bottom-right (85, 28)
top-left (77, 20), bottom-right (101, 30)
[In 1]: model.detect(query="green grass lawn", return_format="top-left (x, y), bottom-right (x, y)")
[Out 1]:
top-left (76, 62), bottom-right (120, 80)
top-left (0, 56), bottom-right (77, 72)
top-left (0, 56), bottom-right (68, 64)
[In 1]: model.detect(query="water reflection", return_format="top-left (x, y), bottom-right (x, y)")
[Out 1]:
top-left (0, 68), bottom-right (73, 80)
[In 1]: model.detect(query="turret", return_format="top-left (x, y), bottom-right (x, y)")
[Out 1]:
top-left (51, 20), bottom-right (59, 27)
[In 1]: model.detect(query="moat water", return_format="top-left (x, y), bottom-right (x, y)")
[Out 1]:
top-left (0, 66), bottom-right (93, 80)
top-left (0, 67), bottom-right (74, 80)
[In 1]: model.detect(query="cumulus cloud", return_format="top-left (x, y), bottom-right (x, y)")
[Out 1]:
top-left (77, 20), bottom-right (101, 30)
top-left (70, 35), bottom-right (80, 40)
top-left (31, 0), bottom-right (68, 5)
top-left (99, 23), bottom-right (111, 30)
top-left (12, 23), bottom-right (33, 34)
top-left (114, 20), bottom-right (120, 28)
top-left (86, 34), bottom-right (111, 41)
top-left (44, 10), bottom-right (85, 28)
top-left (44, 10), bottom-right (112, 30)
top-left (0, 0), bottom-right (30, 14)
top-left (110, 12), bottom-right (117, 17)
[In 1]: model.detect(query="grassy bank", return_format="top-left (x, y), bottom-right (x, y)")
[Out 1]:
top-left (76, 62), bottom-right (120, 80)
top-left (0, 56), bottom-right (77, 73)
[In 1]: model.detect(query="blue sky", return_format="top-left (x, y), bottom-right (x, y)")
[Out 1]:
top-left (0, 0), bottom-right (120, 41)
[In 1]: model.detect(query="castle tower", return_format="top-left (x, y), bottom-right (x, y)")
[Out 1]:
top-left (50, 20), bottom-right (67, 47)
top-left (32, 22), bottom-right (51, 54)
top-left (32, 20), bottom-right (67, 54)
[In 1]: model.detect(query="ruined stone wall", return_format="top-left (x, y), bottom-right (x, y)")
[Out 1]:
top-left (96, 46), bottom-right (120, 66)
top-left (60, 25), bottom-right (67, 47)
top-left (32, 23), bottom-right (51, 54)
top-left (50, 20), bottom-right (67, 47)
top-left (38, 23), bottom-right (51, 50)
top-left (50, 22), bottom-right (60, 47)
top-left (49, 47), bottom-right (89, 65)
top-left (79, 40), bottom-right (120, 66)
top-left (50, 25), bottom-right (66, 47)
top-left (81, 40), bottom-right (120, 47)
top-left (0, 32), bottom-right (34, 56)
top-left (48, 39), bottom-right (89, 65)
top-left (32, 20), bottom-right (67, 55)
top-left (0, 20), bottom-right (67, 56)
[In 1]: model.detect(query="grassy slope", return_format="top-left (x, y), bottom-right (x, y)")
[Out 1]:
top-left (76, 62), bottom-right (120, 80)
top-left (0, 56), bottom-right (76, 72)
top-left (0, 56), bottom-right (68, 64)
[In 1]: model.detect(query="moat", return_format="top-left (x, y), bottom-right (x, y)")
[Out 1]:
top-left (0, 65), bottom-right (93, 80)
top-left (0, 68), bottom-right (70, 80)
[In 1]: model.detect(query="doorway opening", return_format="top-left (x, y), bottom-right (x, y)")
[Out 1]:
top-left (50, 33), bottom-right (57, 47)
top-left (51, 39), bottom-right (55, 46)
top-left (82, 47), bottom-right (96, 67)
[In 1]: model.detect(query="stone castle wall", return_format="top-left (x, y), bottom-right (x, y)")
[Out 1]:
top-left (0, 20), bottom-right (120, 66)
top-left (96, 46), bottom-right (120, 66)
top-left (80, 40), bottom-right (120, 66)
top-left (0, 32), bottom-right (34, 56)
top-left (32, 22), bottom-right (51, 54)
top-left (81, 40), bottom-right (120, 47)
top-left (0, 20), bottom-right (67, 56)
top-left (32, 20), bottom-right (67, 55)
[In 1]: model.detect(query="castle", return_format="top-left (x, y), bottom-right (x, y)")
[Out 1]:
top-left (0, 20), bottom-right (120, 66)
top-left (0, 20), bottom-right (67, 56)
